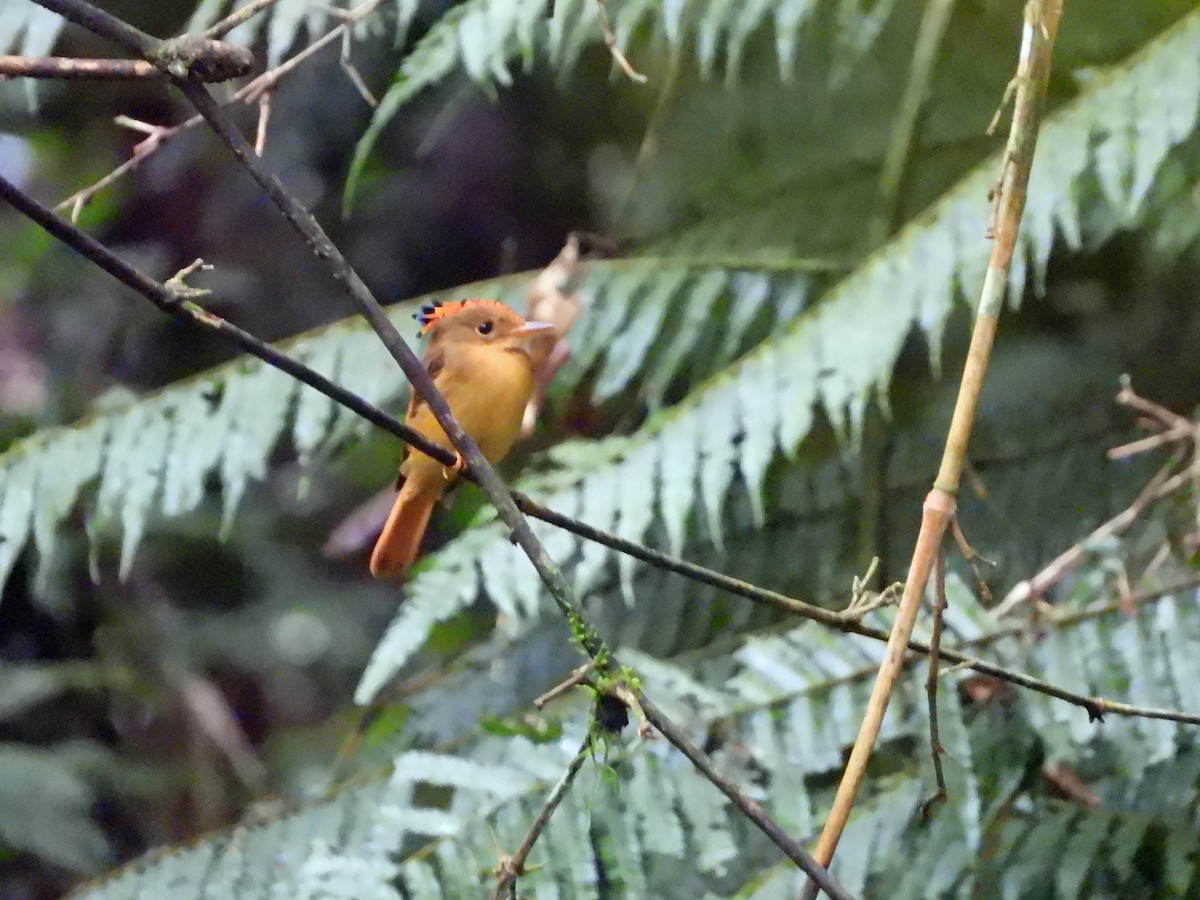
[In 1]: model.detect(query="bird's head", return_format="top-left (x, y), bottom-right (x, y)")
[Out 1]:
top-left (415, 299), bottom-right (557, 365)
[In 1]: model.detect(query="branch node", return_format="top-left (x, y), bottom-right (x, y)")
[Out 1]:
top-left (164, 258), bottom-right (213, 303)
top-left (840, 558), bottom-right (904, 621)
top-left (919, 787), bottom-right (947, 819)
top-left (492, 854), bottom-right (523, 882)
top-left (151, 35), bottom-right (255, 83)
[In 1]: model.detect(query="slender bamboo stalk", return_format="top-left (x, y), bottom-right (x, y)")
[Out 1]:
top-left (801, 3), bottom-right (1067, 895)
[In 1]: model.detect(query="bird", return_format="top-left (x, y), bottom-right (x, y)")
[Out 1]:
top-left (369, 299), bottom-right (557, 579)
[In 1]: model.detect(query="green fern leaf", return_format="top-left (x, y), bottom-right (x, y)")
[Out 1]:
top-left (356, 9), bottom-right (1200, 703)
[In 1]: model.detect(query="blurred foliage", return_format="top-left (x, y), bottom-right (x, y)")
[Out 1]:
top-left (0, 0), bottom-right (1199, 898)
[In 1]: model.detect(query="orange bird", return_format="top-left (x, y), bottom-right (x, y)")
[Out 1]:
top-left (369, 299), bottom-right (557, 579)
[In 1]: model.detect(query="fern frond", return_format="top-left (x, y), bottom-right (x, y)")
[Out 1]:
top-left (342, 0), bottom-right (853, 207)
top-left (0, 259), bottom-right (798, 595)
top-left (355, 9), bottom-right (1200, 703)
top-left (74, 572), bottom-right (1200, 898)
top-left (0, 742), bottom-right (112, 874)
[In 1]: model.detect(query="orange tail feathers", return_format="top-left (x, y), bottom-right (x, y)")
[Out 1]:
top-left (369, 475), bottom-right (443, 579)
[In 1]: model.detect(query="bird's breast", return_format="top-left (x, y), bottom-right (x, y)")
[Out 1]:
top-left (435, 345), bottom-right (534, 463)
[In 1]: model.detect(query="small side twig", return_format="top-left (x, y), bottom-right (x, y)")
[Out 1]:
top-left (607, 682), bottom-right (651, 738)
top-left (489, 735), bottom-right (591, 900)
top-left (1114, 378), bottom-right (1195, 433)
top-left (54, 0), bottom-right (387, 219)
top-left (594, 0), bottom-right (646, 83)
top-left (202, 0), bottom-right (285, 40)
top-left (839, 557), bottom-right (904, 621)
top-left (533, 663), bottom-right (594, 710)
top-left (254, 89), bottom-right (273, 155)
top-left (920, 550), bottom-right (949, 817)
top-left (950, 517), bottom-right (995, 604)
top-left (992, 449), bottom-right (1188, 618)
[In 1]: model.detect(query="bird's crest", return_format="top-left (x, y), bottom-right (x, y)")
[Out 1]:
top-left (414, 299), bottom-right (514, 335)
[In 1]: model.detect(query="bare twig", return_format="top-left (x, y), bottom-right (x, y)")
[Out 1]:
top-left (54, 0), bottom-right (386, 218)
top-left (533, 663), bottom-right (594, 710)
top-left (986, 76), bottom-right (1020, 136)
top-left (950, 517), bottom-right (995, 604)
top-left (0, 55), bottom-right (158, 79)
top-left (594, 0), bottom-right (647, 84)
top-left (339, 55), bottom-right (378, 107)
top-left (920, 551), bottom-right (948, 817)
top-left (489, 735), bottom-right (591, 900)
top-left (992, 450), bottom-right (1188, 618)
top-left (802, 3), bottom-right (1066, 893)
top-left (1108, 382), bottom-right (1194, 459)
top-left (1108, 427), bottom-right (1192, 461)
top-left (1114, 379), bottom-right (1194, 432)
top-left (254, 89), bottom-right (273, 155)
top-left (202, 0), bottom-right (285, 40)
top-left (838, 558), bottom-right (902, 621)
top-left (0, 44), bottom-right (249, 82)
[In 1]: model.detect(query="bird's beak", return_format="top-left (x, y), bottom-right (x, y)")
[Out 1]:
top-left (511, 320), bottom-right (557, 338)
top-left (509, 319), bottom-right (558, 361)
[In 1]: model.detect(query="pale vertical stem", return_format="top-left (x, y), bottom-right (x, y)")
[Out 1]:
top-left (800, 2), bottom-right (1065, 895)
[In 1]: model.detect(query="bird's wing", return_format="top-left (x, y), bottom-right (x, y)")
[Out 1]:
top-left (401, 346), bottom-right (447, 468)
top-left (405, 347), bottom-right (446, 422)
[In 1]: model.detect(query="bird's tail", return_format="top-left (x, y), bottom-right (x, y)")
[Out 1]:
top-left (369, 474), bottom-right (442, 579)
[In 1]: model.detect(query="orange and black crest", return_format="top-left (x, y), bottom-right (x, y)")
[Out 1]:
top-left (414, 298), bottom-right (514, 335)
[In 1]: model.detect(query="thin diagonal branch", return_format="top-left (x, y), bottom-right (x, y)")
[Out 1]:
top-left (638, 696), bottom-right (853, 900)
top-left (992, 448), bottom-right (1188, 618)
top-left (489, 735), bottom-right (591, 900)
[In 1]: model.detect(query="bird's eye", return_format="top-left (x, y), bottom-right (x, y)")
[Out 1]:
top-left (477, 321), bottom-right (494, 335)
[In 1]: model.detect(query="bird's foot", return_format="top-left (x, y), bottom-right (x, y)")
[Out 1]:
top-left (442, 453), bottom-right (466, 481)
